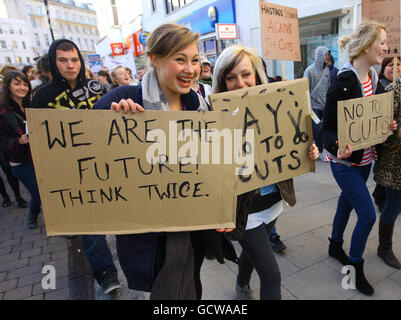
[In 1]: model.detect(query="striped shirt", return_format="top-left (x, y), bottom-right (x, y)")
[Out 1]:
top-left (325, 76), bottom-right (377, 166)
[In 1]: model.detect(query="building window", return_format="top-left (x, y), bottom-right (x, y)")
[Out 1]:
top-left (64, 13), bottom-right (69, 21)
top-left (91, 39), bottom-right (95, 51)
top-left (22, 41), bottom-right (26, 49)
top-left (5, 57), bottom-right (12, 64)
top-left (26, 57), bottom-right (31, 63)
top-left (165, 0), bottom-right (193, 14)
top-left (37, 6), bottom-right (42, 16)
top-left (82, 26), bottom-right (86, 34)
top-left (44, 34), bottom-right (50, 47)
top-left (56, 10), bottom-right (61, 19)
top-left (34, 33), bottom-right (41, 47)
top-left (59, 23), bottom-right (64, 32)
top-left (27, 5), bottom-right (32, 15)
top-left (84, 39), bottom-right (89, 51)
top-left (88, 28), bottom-right (92, 35)
top-left (151, 0), bottom-right (157, 11)
top-left (1, 40), bottom-right (7, 49)
top-left (72, 14), bottom-right (76, 22)
top-left (16, 57), bottom-right (22, 63)
top-left (75, 26), bottom-right (79, 33)
top-left (9, 28), bottom-right (14, 34)
top-left (0, 28), bottom-right (3, 34)
top-left (87, 17), bottom-right (90, 24)
top-left (31, 18), bottom-right (37, 28)
top-left (67, 24), bottom-right (72, 32)
top-left (12, 40), bottom-right (18, 49)
top-left (79, 16), bottom-right (84, 23)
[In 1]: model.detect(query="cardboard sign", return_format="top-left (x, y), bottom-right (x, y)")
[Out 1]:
top-left (259, 1), bottom-right (301, 61)
top-left (338, 92), bottom-right (394, 152)
top-left (209, 78), bottom-right (315, 195)
top-left (25, 109), bottom-right (237, 236)
top-left (362, 0), bottom-right (400, 57)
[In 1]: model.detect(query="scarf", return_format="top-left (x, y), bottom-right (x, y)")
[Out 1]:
top-left (143, 68), bottom-right (197, 300)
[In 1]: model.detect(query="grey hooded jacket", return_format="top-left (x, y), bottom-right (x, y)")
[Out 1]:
top-left (304, 46), bottom-right (330, 110)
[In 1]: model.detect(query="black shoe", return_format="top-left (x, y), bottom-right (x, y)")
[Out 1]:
top-left (348, 259), bottom-right (374, 296)
top-left (27, 211), bottom-right (39, 229)
top-left (270, 234), bottom-right (286, 253)
top-left (2, 197), bottom-right (11, 207)
top-left (328, 237), bottom-right (349, 265)
top-left (98, 270), bottom-right (121, 295)
top-left (16, 197), bottom-right (28, 208)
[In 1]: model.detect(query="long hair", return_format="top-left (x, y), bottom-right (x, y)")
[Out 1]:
top-left (338, 21), bottom-right (386, 60)
top-left (379, 57), bottom-right (400, 80)
top-left (0, 71), bottom-right (32, 110)
top-left (212, 45), bottom-right (268, 94)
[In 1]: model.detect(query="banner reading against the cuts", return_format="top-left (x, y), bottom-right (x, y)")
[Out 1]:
top-left (337, 92), bottom-right (394, 152)
top-left (209, 78), bottom-right (315, 195)
top-left (259, 1), bottom-right (301, 61)
top-left (26, 109), bottom-right (238, 236)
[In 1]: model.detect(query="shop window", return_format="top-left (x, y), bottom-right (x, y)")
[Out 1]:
top-left (151, 0), bottom-right (157, 12)
top-left (165, 0), bottom-right (194, 14)
top-left (1, 40), bottom-right (7, 49)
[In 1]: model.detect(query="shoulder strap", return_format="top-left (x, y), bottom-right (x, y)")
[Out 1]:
top-left (199, 83), bottom-right (206, 98)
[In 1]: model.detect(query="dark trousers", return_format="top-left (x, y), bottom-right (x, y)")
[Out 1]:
top-left (10, 163), bottom-right (41, 215)
top-left (237, 219), bottom-right (281, 300)
top-left (330, 162), bottom-right (376, 263)
top-left (82, 235), bottom-right (117, 283)
top-left (312, 108), bottom-right (324, 153)
top-left (0, 153), bottom-right (21, 200)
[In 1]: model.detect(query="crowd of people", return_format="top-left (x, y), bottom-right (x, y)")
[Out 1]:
top-left (0, 19), bottom-right (400, 300)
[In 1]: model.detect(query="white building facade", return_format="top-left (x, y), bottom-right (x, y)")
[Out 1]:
top-left (140, 0), bottom-right (364, 79)
top-left (0, 0), bottom-right (100, 66)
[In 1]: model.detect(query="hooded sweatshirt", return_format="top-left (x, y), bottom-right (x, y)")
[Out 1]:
top-left (31, 39), bottom-right (105, 109)
top-left (303, 46), bottom-right (330, 111)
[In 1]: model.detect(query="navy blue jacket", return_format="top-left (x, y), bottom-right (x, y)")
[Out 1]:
top-left (94, 85), bottom-right (237, 292)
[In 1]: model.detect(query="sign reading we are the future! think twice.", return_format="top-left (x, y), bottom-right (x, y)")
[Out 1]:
top-left (26, 109), bottom-right (237, 236)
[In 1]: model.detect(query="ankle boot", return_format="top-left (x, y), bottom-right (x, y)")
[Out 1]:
top-left (27, 211), bottom-right (39, 229)
top-left (328, 237), bottom-right (349, 265)
top-left (378, 219), bottom-right (401, 269)
top-left (348, 259), bottom-right (374, 295)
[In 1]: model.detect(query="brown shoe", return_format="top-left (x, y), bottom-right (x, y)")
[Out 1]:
top-left (378, 219), bottom-right (401, 269)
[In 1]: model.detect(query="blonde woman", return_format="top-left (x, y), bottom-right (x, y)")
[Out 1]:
top-left (322, 21), bottom-right (398, 295)
top-left (94, 23), bottom-right (236, 300)
top-left (212, 45), bottom-right (319, 300)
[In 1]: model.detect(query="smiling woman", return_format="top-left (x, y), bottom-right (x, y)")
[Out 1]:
top-left (93, 23), bottom-right (234, 300)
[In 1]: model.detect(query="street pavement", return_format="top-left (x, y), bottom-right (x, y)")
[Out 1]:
top-left (1, 159), bottom-right (401, 300)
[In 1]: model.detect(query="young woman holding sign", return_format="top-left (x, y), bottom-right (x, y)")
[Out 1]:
top-left (322, 21), bottom-right (398, 295)
top-left (0, 71), bottom-right (41, 229)
top-left (94, 23), bottom-right (237, 300)
top-left (211, 45), bottom-right (319, 300)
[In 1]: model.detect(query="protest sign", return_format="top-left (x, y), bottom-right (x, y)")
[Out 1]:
top-left (259, 1), bottom-right (301, 61)
top-left (25, 109), bottom-right (237, 236)
top-left (337, 92), bottom-right (394, 152)
top-left (209, 78), bottom-right (315, 195)
top-left (362, 0), bottom-right (400, 57)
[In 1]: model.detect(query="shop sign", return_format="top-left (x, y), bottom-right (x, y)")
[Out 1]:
top-left (110, 43), bottom-right (125, 56)
top-left (216, 23), bottom-right (238, 39)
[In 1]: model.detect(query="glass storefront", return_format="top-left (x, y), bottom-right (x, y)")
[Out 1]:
top-left (294, 9), bottom-right (354, 79)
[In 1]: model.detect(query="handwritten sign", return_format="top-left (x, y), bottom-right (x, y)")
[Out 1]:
top-left (362, 0), bottom-right (400, 57)
top-left (338, 92), bottom-right (394, 152)
top-left (209, 78), bottom-right (315, 195)
top-left (259, 1), bottom-right (301, 61)
top-left (26, 109), bottom-right (237, 236)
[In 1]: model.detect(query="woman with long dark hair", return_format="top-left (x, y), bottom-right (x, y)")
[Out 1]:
top-left (0, 71), bottom-right (41, 229)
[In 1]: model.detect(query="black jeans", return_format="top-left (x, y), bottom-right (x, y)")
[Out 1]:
top-left (312, 108), bottom-right (324, 153)
top-left (237, 219), bottom-right (281, 300)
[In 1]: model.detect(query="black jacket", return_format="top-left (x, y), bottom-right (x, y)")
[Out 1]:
top-left (31, 39), bottom-right (105, 109)
top-left (322, 70), bottom-right (385, 164)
